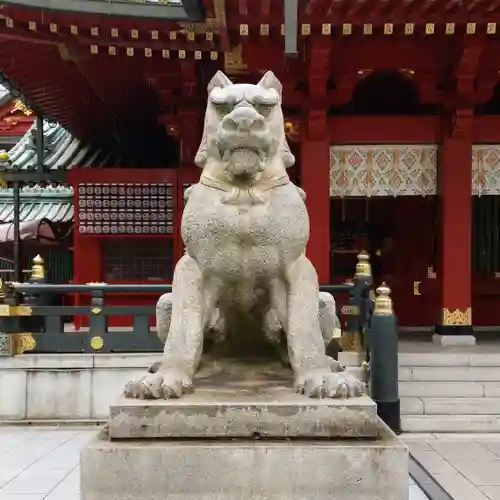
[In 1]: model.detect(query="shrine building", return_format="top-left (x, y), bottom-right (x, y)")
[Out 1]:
top-left (0, 0), bottom-right (499, 336)
top-left (0, 85), bottom-right (34, 150)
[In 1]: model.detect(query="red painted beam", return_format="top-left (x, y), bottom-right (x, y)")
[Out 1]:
top-left (400, 0), bottom-right (434, 19)
top-left (326, 0), bottom-right (351, 17)
top-left (344, 0), bottom-right (371, 21)
top-left (467, 0), bottom-right (489, 15)
top-left (238, 0), bottom-right (248, 16)
top-left (0, 32), bottom-right (57, 46)
top-left (304, 0), bottom-right (326, 16)
top-left (417, 0), bottom-right (457, 21)
top-left (261, 0), bottom-right (271, 16)
top-left (369, 0), bottom-right (401, 22)
top-left (0, 25), bottom-right (216, 53)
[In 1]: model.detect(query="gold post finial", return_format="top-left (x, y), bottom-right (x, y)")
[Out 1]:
top-left (374, 282), bottom-right (393, 315)
top-left (356, 250), bottom-right (372, 277)
top-left (31, 255), bottom-right (45, 280)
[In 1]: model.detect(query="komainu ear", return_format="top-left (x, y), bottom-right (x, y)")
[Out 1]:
top-left (257, 70), bottom-right (282, 98)
top-left (207, 71), bottom-right (232, 93)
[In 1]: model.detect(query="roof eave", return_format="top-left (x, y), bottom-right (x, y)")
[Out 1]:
top-left (0, 0), bottom-right (205, 21)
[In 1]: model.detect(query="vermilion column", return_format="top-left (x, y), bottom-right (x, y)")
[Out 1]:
top-left (435, 136), bottom-right (474, 342)
top-left (300, 140), bottom-right (331, 283)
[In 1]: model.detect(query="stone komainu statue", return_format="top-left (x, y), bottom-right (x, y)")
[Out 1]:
top-left (125, 71), bottom-right (364, 400)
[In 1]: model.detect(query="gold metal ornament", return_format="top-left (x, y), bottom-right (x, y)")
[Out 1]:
top-left (15, 333), bottom-right (36, 354)
top-left (356, 251), bottom-right (372, 277)
top-left (374, 283), bottom-right (393, 315)
top-left (31, 255), bottom-right (45, 280)
top-left (90, 336), bottom-right (104, 350)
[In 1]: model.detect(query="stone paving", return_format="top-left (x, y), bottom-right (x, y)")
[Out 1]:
top-left (0, 426), bottom-right (428, 500)
top-left (404, 433), bottom-right (500, 500)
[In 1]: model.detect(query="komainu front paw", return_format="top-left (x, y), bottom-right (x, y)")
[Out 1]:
top-left (124, 368), bottom-right (193, 399)
top-left (295, 370), bottom-right (365, 399)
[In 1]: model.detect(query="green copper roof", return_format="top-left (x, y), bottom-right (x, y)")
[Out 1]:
top-left (0, 0), bottom-right (203, 20)
top-left (7, 120), bottom-right (122, 171)
top-left (0, 184), bottom-right (73, 223)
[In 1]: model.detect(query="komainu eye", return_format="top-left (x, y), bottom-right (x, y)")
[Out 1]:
top-left (256, 104), bottom-right (275, 116)
top-left (212, 103), bottom-right (232, 116)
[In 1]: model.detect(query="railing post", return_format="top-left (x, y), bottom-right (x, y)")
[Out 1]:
top-left (89, 284), bottom-right (107, 352)
top-left (355, 251), bottom-right (373, 344)
top-left (30, 254), bottom-right (45, 283)
top-left (23, 255), bottom-right (47, 335)
top-left (340, 251), bottom-right (372, 353)
top-left (368, 283), bottom-right (401, 434)
top-left (31, 255), bottom-right (63, 336)
top-left (0, 280), bottom-right (17, 355)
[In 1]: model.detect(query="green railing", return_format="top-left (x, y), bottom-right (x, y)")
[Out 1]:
top-left (0, 252), bottom-right (400, 433)
top-left (0, 253), bottom-right (373, 356)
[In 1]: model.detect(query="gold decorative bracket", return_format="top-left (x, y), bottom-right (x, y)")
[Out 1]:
top-left (442, 308), bottom-right (472, 326)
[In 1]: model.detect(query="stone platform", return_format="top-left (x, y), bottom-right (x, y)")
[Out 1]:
top-left (81, 360), bottom-right (408, 500)
top-left (82, 421), bottom-right (408, 500)
top-left (110, 359), bottom-right (377, 439)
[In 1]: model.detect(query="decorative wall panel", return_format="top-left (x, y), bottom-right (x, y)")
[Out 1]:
top-left (472, 146), bottom-right (500, 195)
top-left (330, 145), bottom-right (438, 197)
top-left (77, 182), bottom-right (174, 235)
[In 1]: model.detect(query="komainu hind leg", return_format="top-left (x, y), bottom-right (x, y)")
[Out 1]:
top-left (156, 292), bottom-right (173, 344)
top-left (148, 293), bottom-right (173, 374)
top-left (124, 255), bottom-right (205, 399)
top-left (285, 255), bottom-right (365, 399)
top-left (268, 282), bottom-right (343, 368)
top-left (318, 292), bottom-right (342, 361)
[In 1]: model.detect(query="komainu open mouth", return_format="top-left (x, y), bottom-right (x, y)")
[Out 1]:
top-left (222, 147), bottom-right (264, 176)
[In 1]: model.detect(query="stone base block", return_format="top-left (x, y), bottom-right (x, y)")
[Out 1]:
top-left (81, 422), bottom-right (408, 500)
top-left (111, 359), bottom-right (375, 439)
top-left (432, 333), bottom-right (476, 346)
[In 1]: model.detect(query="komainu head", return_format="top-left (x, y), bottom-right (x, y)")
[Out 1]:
top-left (195, 71), bottom-right (295, 181)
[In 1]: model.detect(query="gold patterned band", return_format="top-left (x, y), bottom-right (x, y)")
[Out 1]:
top-left (441, 308), bottom-right (472, 326)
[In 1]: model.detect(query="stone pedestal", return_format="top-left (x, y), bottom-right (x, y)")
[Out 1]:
top-left (81, 360), bottom-right (408, 500)
top-left (432, 333), bottom-right (476, 346)
top-left (109, 392), bottom-right (378, 439)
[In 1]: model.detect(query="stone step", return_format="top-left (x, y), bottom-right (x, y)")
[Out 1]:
top-left (399, 381), bottom-right (498, 398)
top-left (401, 397), bottom-right (500, 416)
top-left (338, 352), bottom-right (363, 367)
top-left (402, 414), bottom-right (500, 433)
top-left (398, 352), bottom-right (500, 368)
top-left (345, 366), bottom-right (365, 381)
top-left (398, 366), bottom-right (500, 382)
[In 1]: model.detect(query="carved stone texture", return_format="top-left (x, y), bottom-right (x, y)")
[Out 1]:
top-left (124, 71), bottom-right (364, 400)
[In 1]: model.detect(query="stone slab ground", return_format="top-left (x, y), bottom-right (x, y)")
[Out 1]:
top-left (0, 426), bottom-right (428, 500)
top-left (403, 433), bottom-right (500, 500)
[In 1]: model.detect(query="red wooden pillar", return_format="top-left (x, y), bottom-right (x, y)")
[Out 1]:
top-left (301, 37), bottom-right (331, 283)
top-left (434, 39), bottom-right (483, 342)
top-left (301, 140), bottom-right (330, 282)
top-left (435, 134), bottom-right (473, 339)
